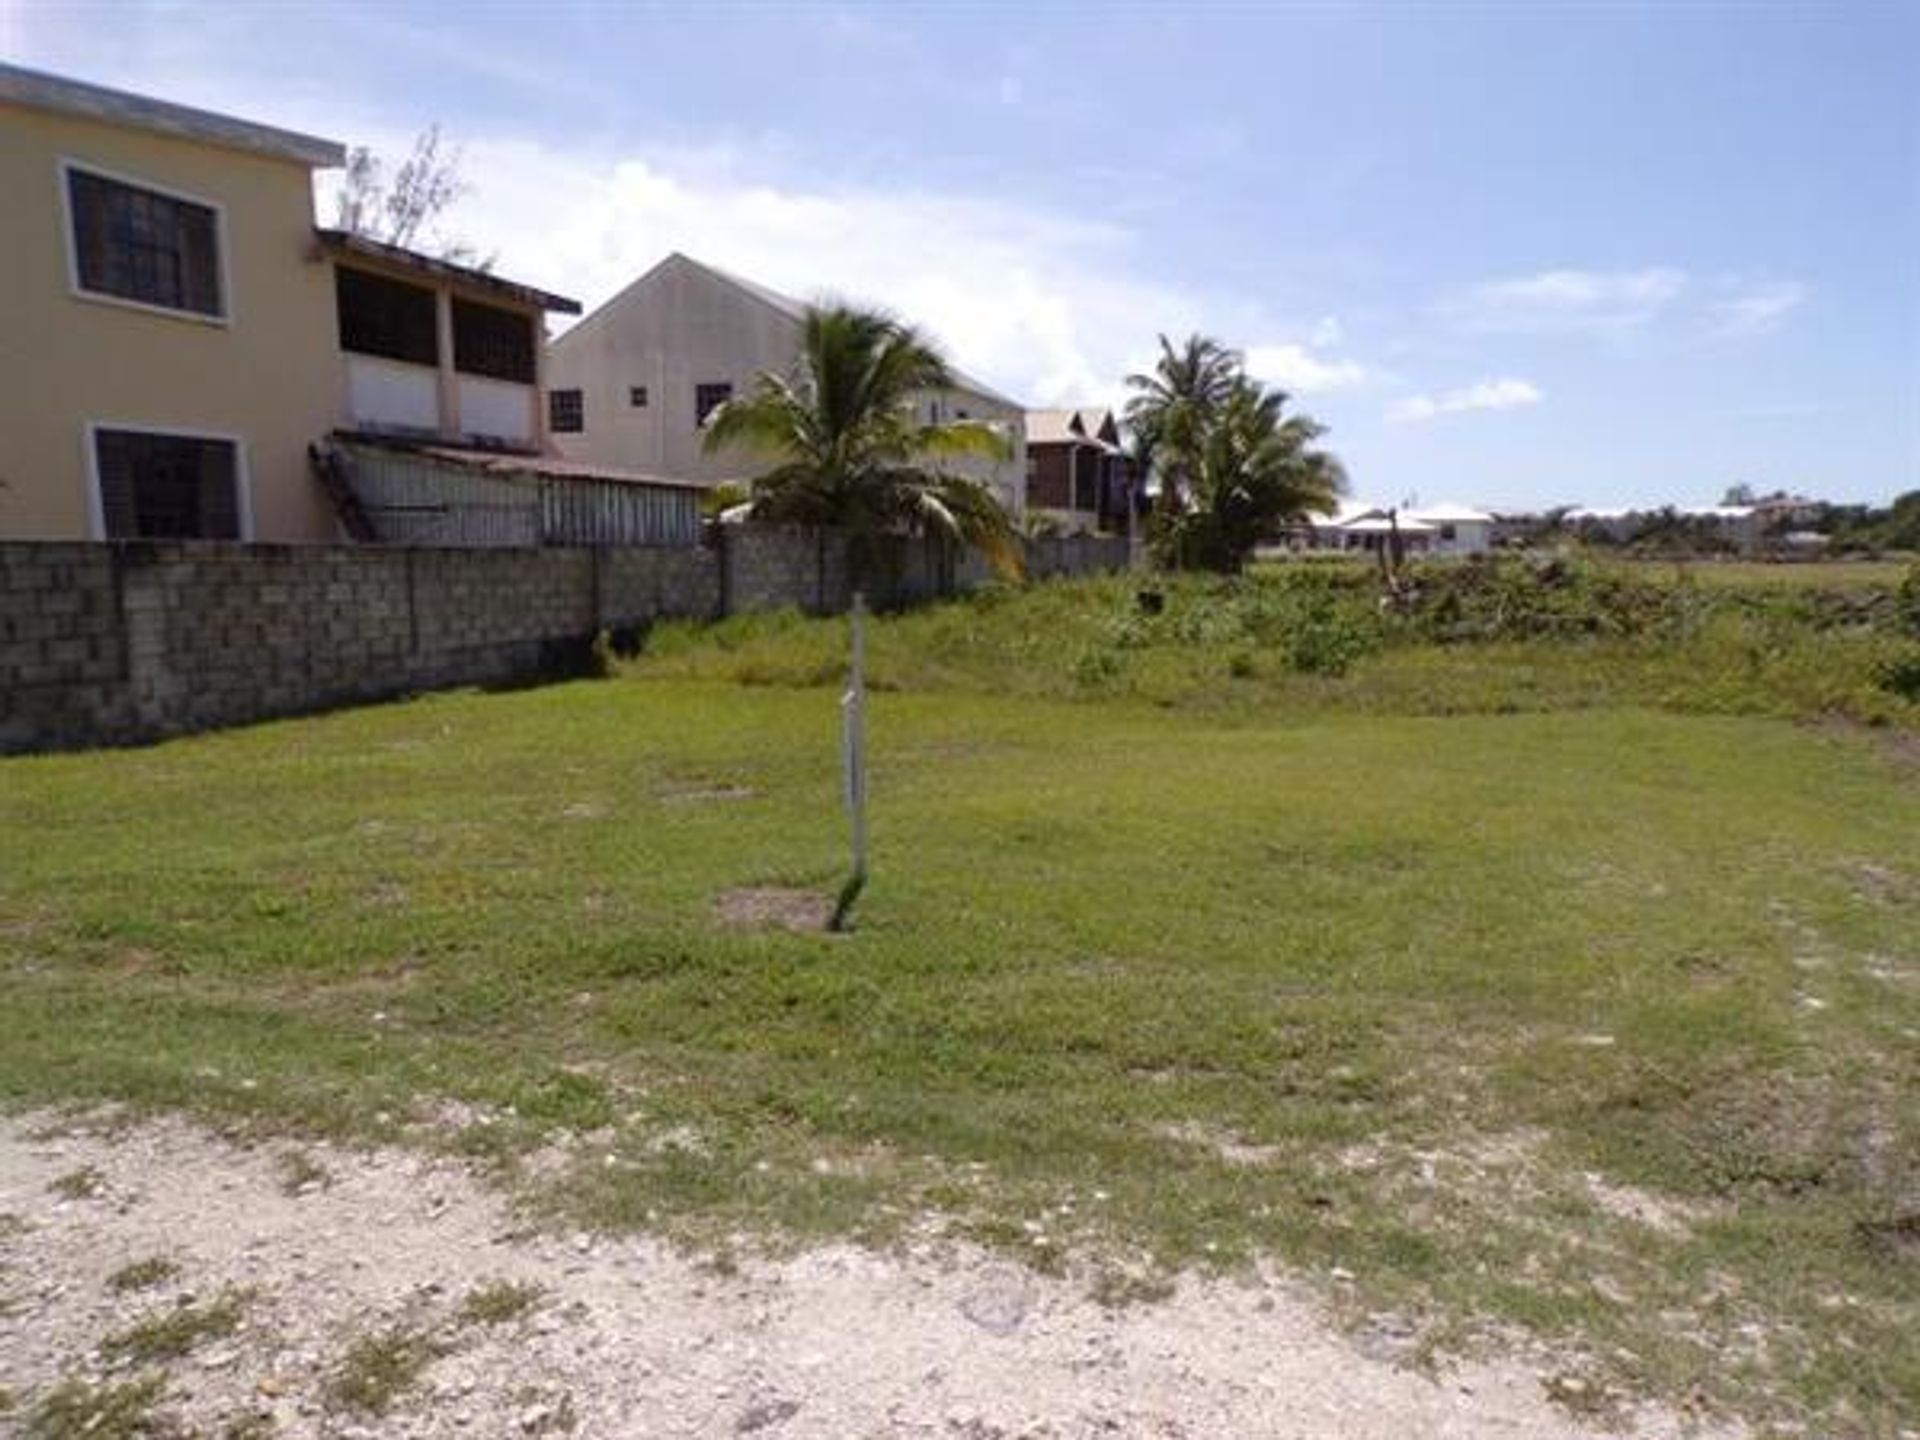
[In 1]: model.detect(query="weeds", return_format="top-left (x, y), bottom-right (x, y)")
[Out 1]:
top-left (48, 1167), bottom-right (103, 1201)
top-left (25, 1374), bottom-right (168, 1439)
top-left (105, 1256), bottom-right (180, 1294)
top-left (453, 1279), bottom-right (543, 1327)
top-left (323, 1324), bottom-right (448, 1415)
top-left (101, 1288), bottom-right (248, 1364)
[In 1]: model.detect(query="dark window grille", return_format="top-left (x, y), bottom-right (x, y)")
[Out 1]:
top-left (67, 168), bottom-right (222, 317)
top-left (335, 266), bottom-right (438, 365)
top-left (550, 389), bottom-right (584, 433)
top-left (452, 298), bottom-right (535, 383)
top-left (94, 429), bottom-right (240, 539)
top-left (630, 386), bottom-right (649, 408)
top-left (695, 382), bottom-right (733, 427)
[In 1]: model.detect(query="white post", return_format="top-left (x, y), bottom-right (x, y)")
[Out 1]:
top-left (832, 591), bottom-right (869, 930)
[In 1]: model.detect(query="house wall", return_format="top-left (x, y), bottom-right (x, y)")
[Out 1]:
top-left (547, 256), bottom-right (1027, 512)
top-left (547, 258), bottom-right (804, 486)
top-left (0, 102), bottom-right (341, 541)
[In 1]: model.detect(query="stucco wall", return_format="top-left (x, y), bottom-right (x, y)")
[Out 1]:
top-left (0, 103), bottom-right (342, 542)
top-left (547, 256), bottom-right (1027, 512)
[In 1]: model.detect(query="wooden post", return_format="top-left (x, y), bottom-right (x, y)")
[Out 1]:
top-left (830, 591), bottom-right (869, 931)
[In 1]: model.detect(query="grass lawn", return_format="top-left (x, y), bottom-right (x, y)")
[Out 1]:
top-left (2, 568), bottom-right (1917, 1433)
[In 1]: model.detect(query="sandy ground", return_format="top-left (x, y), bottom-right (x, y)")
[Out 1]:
top-left (0, 1114), bottom-right (1736, 1439)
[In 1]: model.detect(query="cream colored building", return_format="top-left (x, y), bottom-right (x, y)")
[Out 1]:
top-left (0, 64), bottom-right (579, 543)
top-left (546, 253), bottom-right (1028, 515)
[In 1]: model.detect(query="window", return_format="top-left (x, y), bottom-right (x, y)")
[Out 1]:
top-left (549, 388), bottom-right (584, 433)
top-left (92, 428), bottom-right (241, 540)
top-left (452, 298), bottom-right (535, 383)
top-left (66, 165), bottom-right (223, 318)
top-left (336, 266), bottom-right (438, 365)
top-left (629, 385), bottom-right (649, 408)
top-left (1440, 524), bottom-right (1457, 542)
top-left (695, 383), bottom-right (733, 427)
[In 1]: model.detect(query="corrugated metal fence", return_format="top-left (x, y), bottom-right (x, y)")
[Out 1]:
top-left (340, 445), bottom-right (701, 548)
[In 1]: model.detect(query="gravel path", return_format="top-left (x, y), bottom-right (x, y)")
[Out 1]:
top-left (0, 1114), bottom-right (1734, 1438)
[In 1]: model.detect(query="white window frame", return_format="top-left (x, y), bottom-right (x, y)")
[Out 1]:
top-left (83, 421), bottom-right (254, 542)
top-left (59, 158), bottom-right (234, 328)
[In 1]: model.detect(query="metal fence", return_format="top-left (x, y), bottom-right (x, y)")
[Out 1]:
top-left (338, 444), bottom-right (701, 548)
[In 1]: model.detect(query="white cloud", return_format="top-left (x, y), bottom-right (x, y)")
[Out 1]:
top-left (1309, 315), bottom-right (1345, 348)
top-left (310, 131), bottom-right (1208, 410)
top-left (1245, 342), bottom-right (1368, 394)
top-left (1708, 279), bottom-right (1808, 337)
top-left (1440, 267), bottom-right (1687, 335)
top-left (1388, 377), bottom-right (1543, 424)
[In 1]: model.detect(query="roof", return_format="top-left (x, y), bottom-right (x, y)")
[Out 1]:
top-left (1339, 515), bottom-right (1436, 534)
top-left (576, 252), bottom-right (1024, 409)
top-left (315, 230), bottom-right (581, 315)
top-left (333, 434), bottom-right (706, 491)
top-left (1406, 502), bottom-right (1495, 524)
top-left (1026, 407), bottom-right (1120, 450)
top-left (0, 62), bottom-right (345, 168)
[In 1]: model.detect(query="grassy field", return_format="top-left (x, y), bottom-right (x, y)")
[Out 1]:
top-left (2, 562), bottom-right (1917, 1434)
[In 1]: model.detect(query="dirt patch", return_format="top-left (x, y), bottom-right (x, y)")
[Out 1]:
top-left (1154, 1120), bottom-right (1282, 1168)
top-left (715, 886), bottom-right (833, 933)
top-left (0, 1113), bottom-right (1734, 1440)
top-left (659, 780), bottom-right (756, 805)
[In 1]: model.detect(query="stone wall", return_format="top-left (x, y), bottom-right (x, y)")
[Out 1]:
top-left (0, 529), bottom-right (1129, 753)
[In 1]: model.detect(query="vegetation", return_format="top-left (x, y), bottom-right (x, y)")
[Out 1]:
top-left (324, 1325), bottom-right (449, 1416)
top-left (100, 1289), bottom-right (249, 1364)
top-left (333, 125), bottom-right (491, 269)
top-left (703, 304), bottom-right (1022, 584)
top-left (105, 1256), bottom-right (181, 1294)
top-left (639, 557), bottom-right (1920, 726)
top-left (24, 1374), bottom-right (168, 1440)
top-left (454, 1279), bottom-right (545, 1327)
top-left (1, 564), bottom-right (1916, 1432)
top-left (1124, 333), bottom-right (1345, 571)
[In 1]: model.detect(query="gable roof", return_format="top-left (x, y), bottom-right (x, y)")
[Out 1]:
top-left (560, 251), bottom-right (1024, 409)
top-left (0, 62), bottom-right (345, 168)
top-left (1026, 406), bottom-right (1120, 450)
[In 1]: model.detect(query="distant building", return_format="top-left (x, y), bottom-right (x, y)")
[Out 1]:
top-left (1300, 500), bottom-right (1494, 557)
top-left (1023, 407), bottom-right (1134, 535)
top-left (546, 253), bottom-right (1029, 516)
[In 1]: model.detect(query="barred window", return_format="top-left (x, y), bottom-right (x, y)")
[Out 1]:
top-left (336, 266), bottom-right (438, 366)
top-left (66, 167), bottom-right (223, 318)
top-left (93, 429), bottom-right (241, 540)
top-left (452, 298), bottom-right (535, 383)
top-left (695, 382), bottom-right (732, 427)
top-left (549, 388), bottom-right (584, 433)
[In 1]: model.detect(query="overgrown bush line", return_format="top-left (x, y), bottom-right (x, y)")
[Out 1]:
top-left (635, 558), bottom-right (1920, 727)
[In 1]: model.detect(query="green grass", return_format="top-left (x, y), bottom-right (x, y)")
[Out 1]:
top-left (1, 566), bottom-right (1916, 1434)
top-left (453, 1279), bottom-right (544, 1327)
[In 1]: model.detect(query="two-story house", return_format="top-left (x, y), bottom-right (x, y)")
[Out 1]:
top-left (544, 253), bottom-right (1029, 517)
top-left (1024, 407), bottom-right (1134, 536)
top-left (0, 64), bottom-right (643, 546)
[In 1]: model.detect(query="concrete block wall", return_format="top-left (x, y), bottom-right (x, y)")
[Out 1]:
top-left (0, 528), bottom-right (1128, 753)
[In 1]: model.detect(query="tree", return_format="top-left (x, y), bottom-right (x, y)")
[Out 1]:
top-left (1123, 334), bottom-right (1241, 517)
top-left (334, 126), bottom-right (492, 270)
top-left (1721, 482), bottom-right (1757, 507)
top-left (1163, 379), bottom-right (1345, 571)
top-left (701, 304), bottom-right (1022, 588)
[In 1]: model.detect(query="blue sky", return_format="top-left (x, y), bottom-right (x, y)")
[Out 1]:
top-left (5, 1), bottom-right (1915, 508)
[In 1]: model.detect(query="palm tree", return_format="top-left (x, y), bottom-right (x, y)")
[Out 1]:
top-left (1173, 379), bottom-right (1345, 572)
top-left (1123, 333), bottom-right (1241, 517)
top-left (702, 304), bottom-right (1022, 589)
